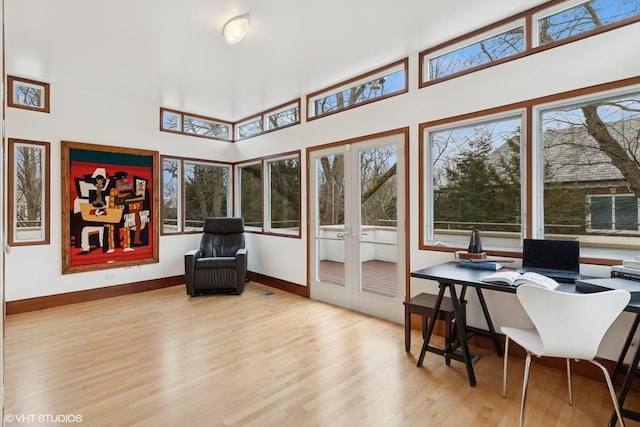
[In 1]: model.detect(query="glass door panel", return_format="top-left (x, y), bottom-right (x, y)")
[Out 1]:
top-left (358, 144), bottom-right (398, 298)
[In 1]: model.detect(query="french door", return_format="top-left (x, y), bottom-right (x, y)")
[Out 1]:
top-left (309, 132), bottom-right (405, 323)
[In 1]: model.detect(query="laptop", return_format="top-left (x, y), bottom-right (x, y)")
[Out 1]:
top-left (517, 239), bottom-right (581, 283)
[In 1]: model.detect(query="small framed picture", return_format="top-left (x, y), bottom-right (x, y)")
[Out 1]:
top-left (8, 76), bottom-right (50, 113)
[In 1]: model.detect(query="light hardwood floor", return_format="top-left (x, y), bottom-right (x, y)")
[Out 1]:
top-left (5, 282), bottom-right (640, 427)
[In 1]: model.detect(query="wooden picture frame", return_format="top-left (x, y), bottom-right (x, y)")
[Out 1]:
top-left (8, 76), bottom-right (50, 113)
top-left (61, 141), bottom-right (159, 274)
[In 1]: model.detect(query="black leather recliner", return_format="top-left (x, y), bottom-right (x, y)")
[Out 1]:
top-left (184, 217), bottom-right (248, 296)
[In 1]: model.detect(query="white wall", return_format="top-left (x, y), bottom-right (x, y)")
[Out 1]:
top-left (5, 20), bottom-right (640, 360)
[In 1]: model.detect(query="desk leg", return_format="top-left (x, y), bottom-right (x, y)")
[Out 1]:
top-left (609, 313), bottom-right (640, 427)
top-left (404, 304), bottom-right (411, 352)
top-left (613, 313), bottom-right (640, 385)
top-left (475, 287), bottom-right (503, 357)
top-left (449, 283), bottom-right (477, 387)
top-left (417, 285), bottom-right (445, 368)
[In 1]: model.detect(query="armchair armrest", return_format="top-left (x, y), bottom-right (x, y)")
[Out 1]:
top-left (184, 249), bottom-right (203, 296)
top-left (235, 248), bottom-right (248, 292)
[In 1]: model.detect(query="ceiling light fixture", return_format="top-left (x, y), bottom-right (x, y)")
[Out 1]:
top-left (223, 14), bottom-right (250, 45)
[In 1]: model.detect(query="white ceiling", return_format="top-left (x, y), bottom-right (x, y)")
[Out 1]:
top-left (6, 0), bottom-right (548, 122)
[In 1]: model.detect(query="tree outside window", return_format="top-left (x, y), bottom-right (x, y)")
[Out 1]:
top-left (268, 157), bottom-right (300, 233)
top-left (184, 162), bottom-right (230, 231)
top-left (430, 117), bottom-right (523, 248)
top-left (238, 163), bottom-right (263, 229)
top-left (541, 92), bottom-right (640, 240)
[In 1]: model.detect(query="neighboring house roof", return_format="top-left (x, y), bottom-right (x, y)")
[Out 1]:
top-left (491, 117), bottom-right (640, 186)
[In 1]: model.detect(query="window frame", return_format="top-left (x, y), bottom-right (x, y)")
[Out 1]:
top-left (533, 84), bottom-right (640, 243)
top-left (265, 154), bottom-right (301, 236)
top-left (8, 76), bottom-right (50, 113)
top-left (235, 99), bottom-right (301, 141)
top-left (419, 76), bottom-right (640, 264)
top-left (161, 157), bottom-right (183, 234)
top-left (587, 194), bottom-right (640, 234)
top-left (419, 0), bottom-right (640, 88)
top-left (421, 110), bottom-right (526, 251)
top-left (306, 58), bottom-right (408, 121)
top-left (159, 108), bottom-right (234, 142)
top-left (236, 161), bottom-right (264, 231)
top-left (532, 0), bottom-right (640, 48)
top-left (160, 155), bottom-right (233, 235)
top-left (235, 150), bottom-right (302, 238)
top-left (422, 19), bottom-right (526, 82)
top-left (8, 138), bottom-right (51, 246)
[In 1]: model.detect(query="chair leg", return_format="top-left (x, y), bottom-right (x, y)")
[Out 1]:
top-left (520, 352), bottom-right (532, 427)
top-left (590, 360), bottom-right (625, 427)
top-left (566, 358), bottom-right (573, 405)
top-left (503, 336), bottom-right (510, 398)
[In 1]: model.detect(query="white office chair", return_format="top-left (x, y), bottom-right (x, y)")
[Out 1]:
top-left (501, 284), bottom-right (630, 427)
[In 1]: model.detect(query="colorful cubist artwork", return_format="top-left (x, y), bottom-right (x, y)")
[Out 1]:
top-left (63, 142), bottom-right (159, 272)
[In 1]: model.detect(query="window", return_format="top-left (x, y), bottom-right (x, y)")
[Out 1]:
top-left (161, 109), bottom-right (181, 132)
top-left (8, 139), bottom-right (50, 245)
top-left (588, 195), bottom-right (639, 233)
top-left (184, 115), bottom-right (231, 139)
top-left (235, 152), bottom-right (301, 236)
top-left (425, 114), bottom-right (523, 249)
top-left (267, 156), bottom-right (300, 235)
top-left (234, 100), bottom-right (301, 141)
top-left (266, 104), bottom-right (299, 129)
top-left (539, 90), bottom-right (640, 246)
top-left (161, 156), bottom-right (231, 234)
top-left (237, 163), bottom-right (263, 228)
top-left (8, 76), bottom-right (50, 113)
top-left (419, 0), bottom-right (640, 87)
top-left (160, 108), bottom-right (233, 141)
top-left (237, 118), bottom-right (263, 139)
top-left (536, 0), bottom-right (640, 46)
top-left (307, 59), bottom-right (408, 120)
top-left (184, 162), bottom-right (231, 231)
top-left (425, 23), bottom-right (525, 81)
top-left (162, 158), bottom-right (181, 233)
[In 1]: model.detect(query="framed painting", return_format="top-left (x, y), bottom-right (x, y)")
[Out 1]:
top-left (61, 141), bottom-right (159, 274)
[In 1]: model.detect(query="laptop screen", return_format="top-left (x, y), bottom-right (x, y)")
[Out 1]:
top-left (522, 239), bottom-right (580, 273)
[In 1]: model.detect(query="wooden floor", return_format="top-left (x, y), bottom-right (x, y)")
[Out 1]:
top-left (5, 282), bottom-right (640, 427)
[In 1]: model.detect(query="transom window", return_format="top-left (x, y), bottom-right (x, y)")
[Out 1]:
top-left (420, 0), bottom-right (640, 87)
top-left (535, 0), bottom-right (640, 46)
top-left (235, 100), bottom-right (300, 141)
top-left (425, 22), bottom-right (525, 81)
top-left (307, 59), bottom-right (408, 120)
top-left (160, 108), bottom-right (233, 142)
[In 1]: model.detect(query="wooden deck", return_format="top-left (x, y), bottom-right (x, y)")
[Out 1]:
top-left (319, 260), bottom-right (398, 297)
